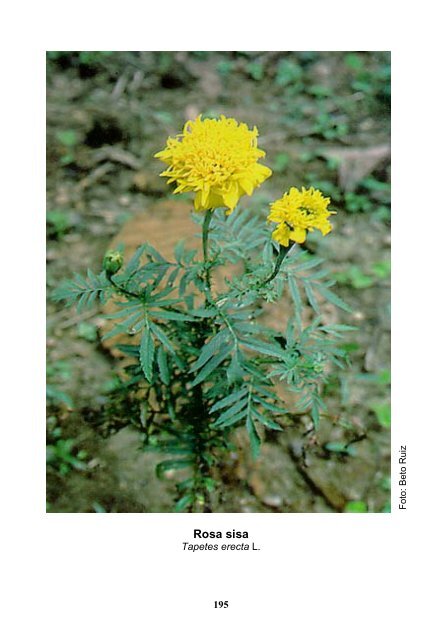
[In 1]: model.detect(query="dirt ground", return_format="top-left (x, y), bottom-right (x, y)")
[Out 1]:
top-left (46, 51), bottom-right (390, 513)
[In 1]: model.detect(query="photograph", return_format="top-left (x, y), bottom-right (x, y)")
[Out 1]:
top-left (46, 50), bottom-right (391, 513)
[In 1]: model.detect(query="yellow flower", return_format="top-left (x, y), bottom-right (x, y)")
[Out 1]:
top-left (154, 115), bottom-right (272, 214)
top-left (267, 187), bottom-right (336, 246)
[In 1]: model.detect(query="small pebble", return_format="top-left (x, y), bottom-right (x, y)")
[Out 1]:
top-left (262, 495), bottom-right (283, 508)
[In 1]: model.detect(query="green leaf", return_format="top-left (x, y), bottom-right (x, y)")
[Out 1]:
top-left (213, 408), bottom-right (248, 429)
top-left (377, 369), bottom-right (391, 385)
top-left (53, 271), bottom-right (111, 309)
top-left (246, 415), bottom-right (261, 459)
top-left (56, 129), bottom-right (78, 147)
top-left (275, 59), bottom-right (302, 87)
top-left (247, 61), bottom-right (264, 81)
top-left (209, 387), bottom-right (248, 413)
top-left (46, 385), bottom-right (74, 409)
top-left (149, 309), bottom-right (195, 322)
top-left (315, 285), bottom-right (353, 313)
top-left (335, 266), bottom-right (373, 289)
top-left (320, 324), bottom-right (357, 335)
top-left (156, 347), bottom-right (170, 385)
top-left (324, 442), bottom-right (356, 456)
top-left (174, 494), bottom-right (194, 512)
top-left (254, 396), bottom-right (286, 413)
top-left (303, 281), bottom-right (321, 314)
top-left (213, 396), bottom-right (249, 425)
top-left (251, 407), bottom-right (283, 431)
top-left (149, 323), bottom-right (183, 368)
top-left (288, 275), bottom-right (302, 307)
top-left (190, 307), bottom-right (218, 318)
top-left (144, 242), bottom-right (169, 264)
top-left (102, 311), bottom-right (143, 339)
top-left (124, 244), bottom-right (146, 275)
top-left (47, 209), bottom-right (71, 236)
top-left (371, 403), bottom-right (391, 428)
top-left (217, 60), bottom-right (235, 76)
top-left (156, 458), bottom-right (194, 479)
top-left (191, 343), bottom-right (232, 386)
top-left (140, 328), bottom-right (155, 383)
top-left (371, 260), bottom-right (391, 279)
top-left (77, 322), bottom-right (98, 342)
top-left (240, 339), bottom-right (284, 359)
top-left (190, 329), bottom-right (230, 373)
top-left (344, 53), bottom-right (364, 70)
top-left (344, 500), bottom-right (368, 513)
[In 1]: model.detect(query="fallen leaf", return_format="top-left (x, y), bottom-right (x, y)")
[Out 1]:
top-left (320, 144), bottom-right (390, 192)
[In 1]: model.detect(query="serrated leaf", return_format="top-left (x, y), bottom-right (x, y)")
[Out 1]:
top-left (116, 346), bottom-right (141, 360)
top-left (156, 347), bottom-right (170, 385)
top-left (213, 407), bottom-right (248, 429)
top-left (303, 281), bottom-right (321, 314)
top-left (102, 312), bottom-right (143, 340)
top-left (209, 387), bottom-right (248, 413)
top-left (251, 406), bottom-right (284, 430)
top-left (124, 244), bottom-right (146, 275)
top-left (190, 329), bottom-right (230, 373)
top-left (140, 328), bottom-right (155, 383)
top-left (213, 396), bottom-right (249, 425)
top-left (246, 414), bottom-right (261, 459)
top-left (292, 256), bottom-right (324, 273)
top-left (145, 243), bottom-right (169, 264)
top-left (288, 275), bottom-right (302, 316)
top-left (321, 323), bottom-right (357, 335)
top-left (191, 343), bottom-right (232, 386)
top-left (149, 322), bottom-right (181, 366)
top-left (105, 301), bottom-right (143, 319)
top-left (174, 239), bottom-right (186, 263)
top-left (315, 285), bottom-right (353, 313)
top-left (240, 339), bottom-right (285, 359)
top-left (149, 309), bottom-right (195, 322)
top-left (190, 307), bottom-right (218, 318)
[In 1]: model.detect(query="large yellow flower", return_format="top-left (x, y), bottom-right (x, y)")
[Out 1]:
top-left (268, 187), bottom-right (336, 246)
top-left (154, 115), bottom-right (272, 214)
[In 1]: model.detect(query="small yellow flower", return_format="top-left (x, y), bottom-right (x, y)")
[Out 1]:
top-left (268, 187), bottom-right (336, 246)
top-left (154, 115), bottom-right (272, 214)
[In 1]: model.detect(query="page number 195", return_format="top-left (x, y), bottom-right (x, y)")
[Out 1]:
top-left (214, 601), bottom-right (229, 608)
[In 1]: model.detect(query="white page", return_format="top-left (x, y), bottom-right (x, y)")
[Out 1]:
top-left (2, 3), bottom-right (441, 639)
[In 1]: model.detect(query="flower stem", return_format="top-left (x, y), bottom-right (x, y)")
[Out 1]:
top-left (263, 244), bottom-right (291, 284)
top-left (106, 273), bottom-right (138, 299)
top-left (202, 209), bottom-right (214, 299)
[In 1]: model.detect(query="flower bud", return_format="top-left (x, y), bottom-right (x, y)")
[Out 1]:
top-left (103, 250), bottom-right (124, 275)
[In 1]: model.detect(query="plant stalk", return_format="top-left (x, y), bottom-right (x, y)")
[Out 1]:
top-left (263, 244), bottom-right (291, 284)
top-left (202, 209), bottom-right (214, 299)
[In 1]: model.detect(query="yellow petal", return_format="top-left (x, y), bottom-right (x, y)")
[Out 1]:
top-left (272, 223), bottom-right (291, 246)
top-left (200, 184), bottom-right (210, 208)
top-left (222, 182), bottom-right (239, 213)
top-left (290, 227), bottom-right (307, 243)
top-left (194, 191), bottom-right (203, 211)
top-left (239, 177), bottom-right (255, 196)
top-left (317, 220), bottom-right (332, 235)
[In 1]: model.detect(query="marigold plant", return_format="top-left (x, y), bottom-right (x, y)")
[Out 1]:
top-left (55, 115), bottom-right (352, 512)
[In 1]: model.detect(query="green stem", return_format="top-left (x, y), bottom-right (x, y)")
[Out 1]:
top-left (106, 273), bottom-right (139, 299)
top-left (202, 209), bottom-right (214, 301)
top-left (263, 244), bottom-right (291, 284)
